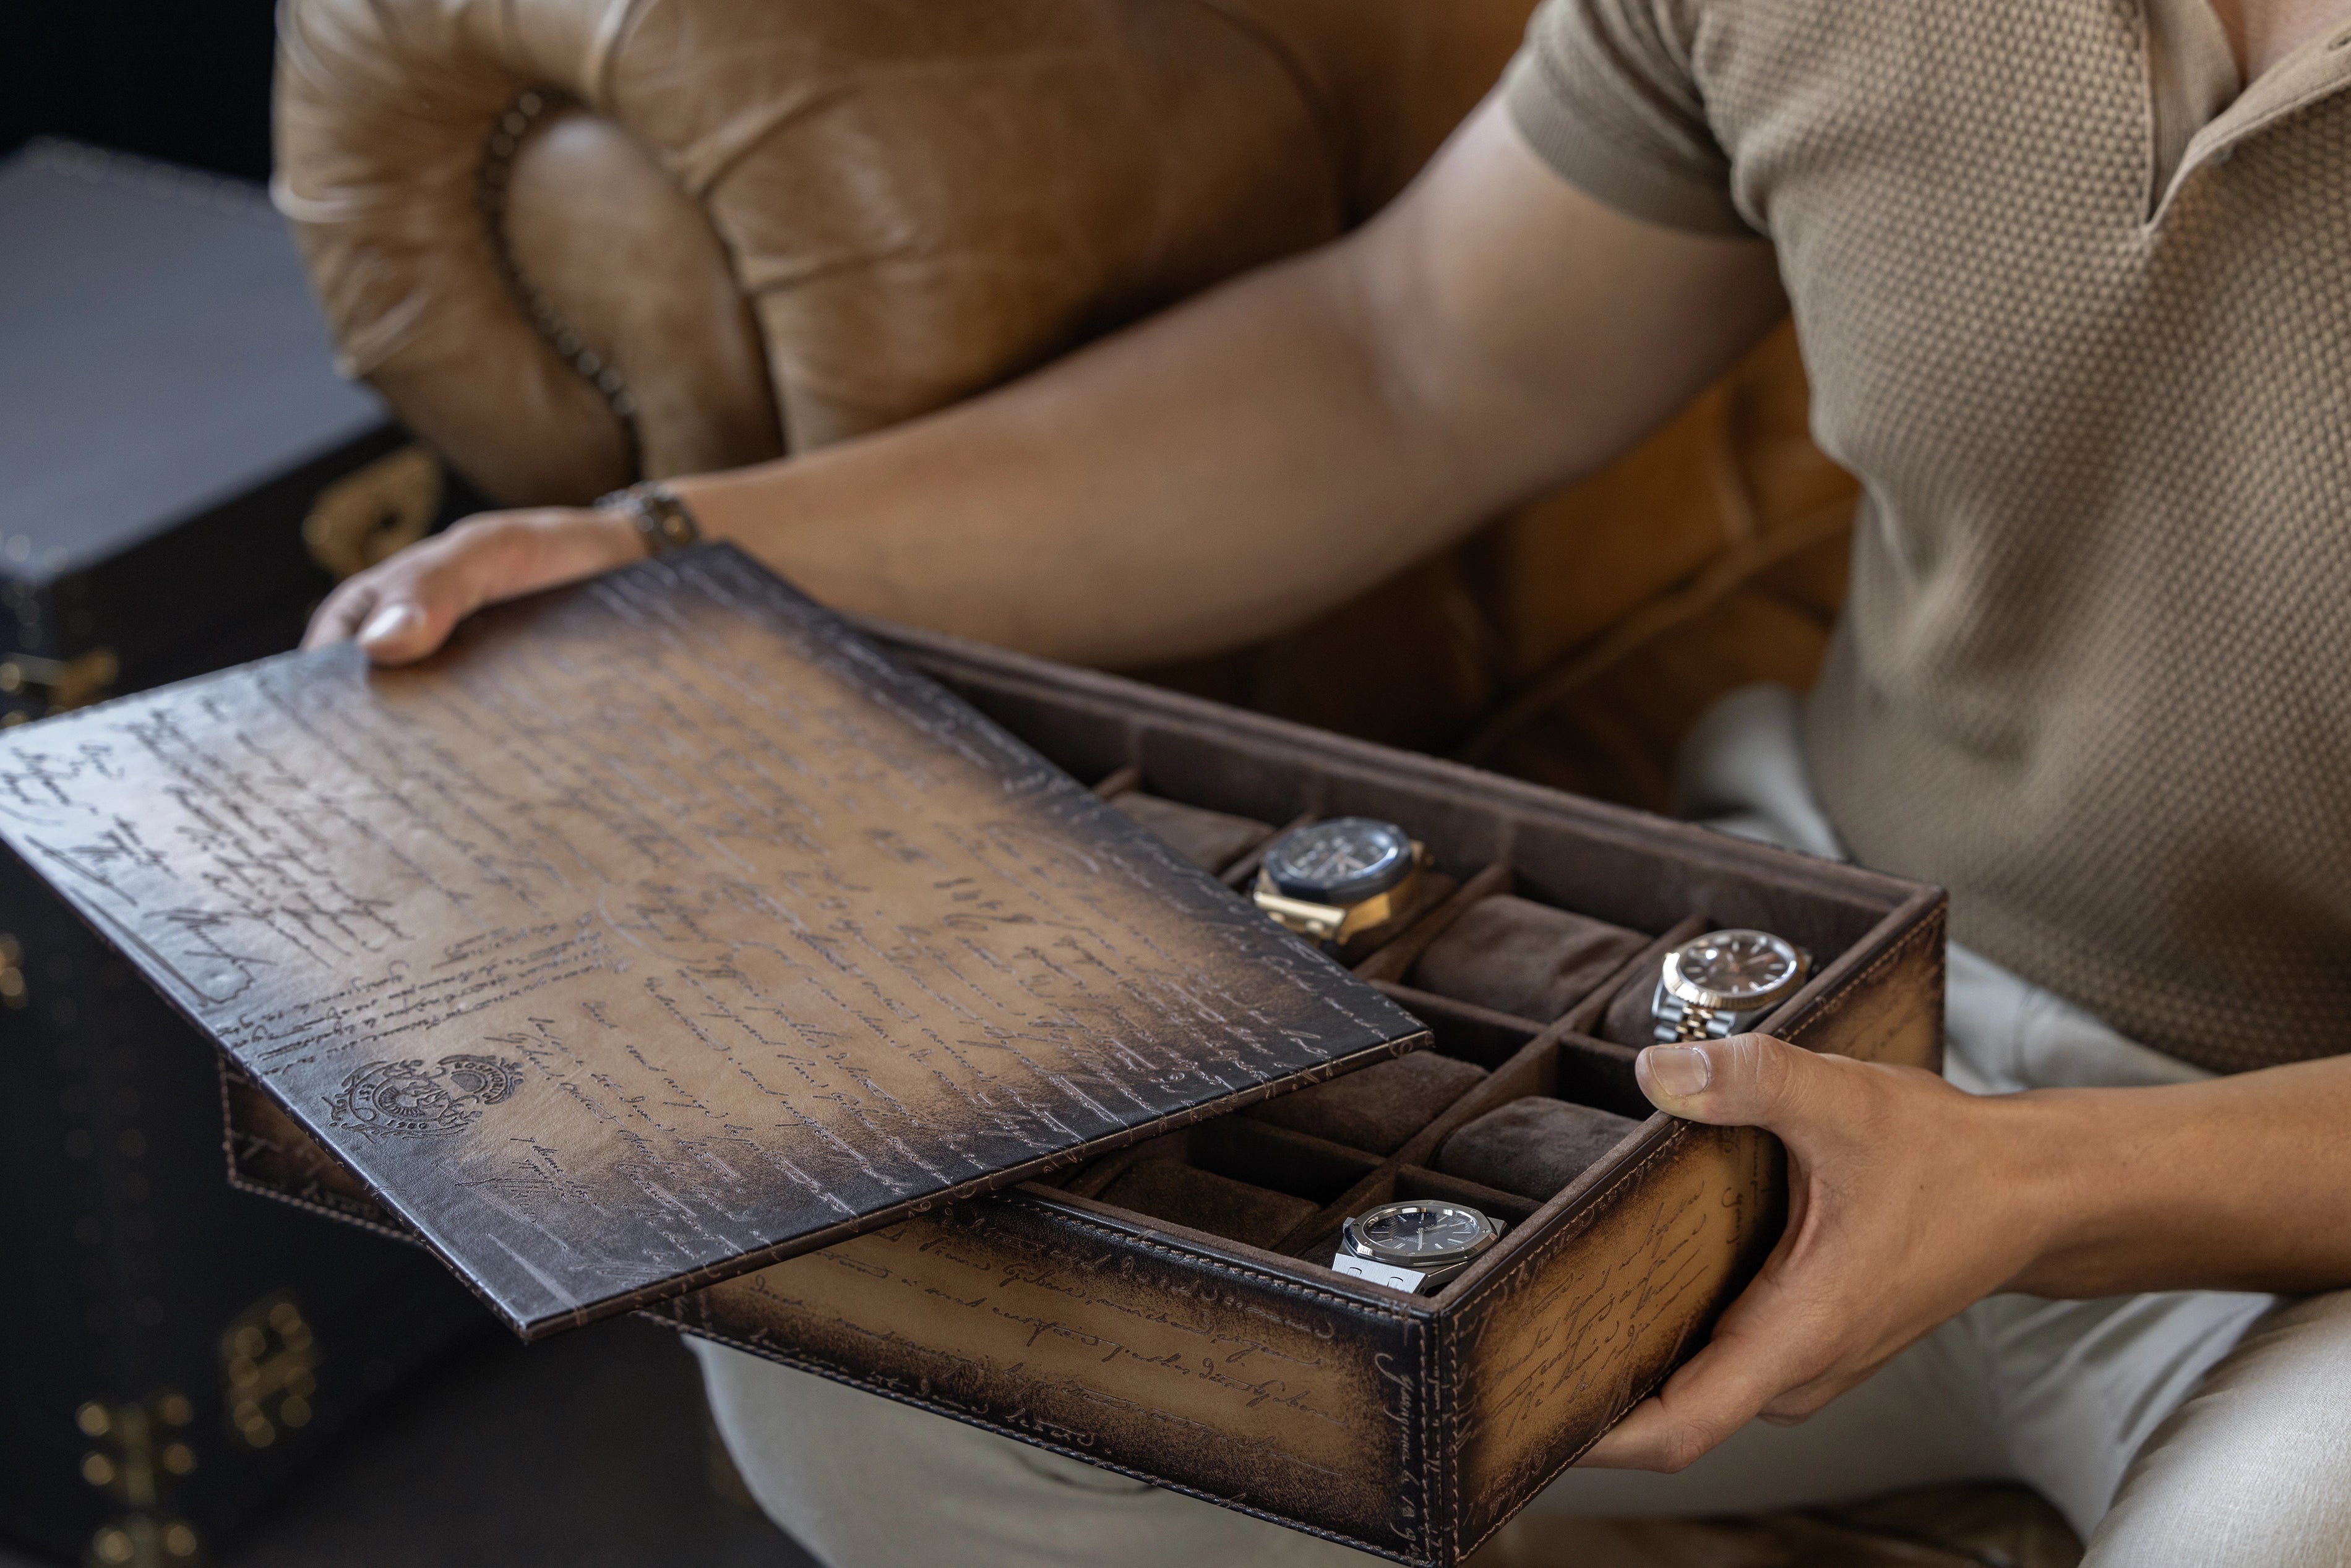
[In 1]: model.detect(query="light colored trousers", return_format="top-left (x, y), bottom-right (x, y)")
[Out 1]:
top-left (695, 687), bottom-right (2351, 1566)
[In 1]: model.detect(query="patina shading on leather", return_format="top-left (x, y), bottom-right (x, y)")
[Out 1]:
top-left (0, 545), bottom-right (1426, 1337)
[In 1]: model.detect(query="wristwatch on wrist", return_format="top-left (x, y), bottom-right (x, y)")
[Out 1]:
top-left (1649, 927), bottom-right (1811, 1043)
top-left (595, 481), bottom-right (702, 555)
top-left (1251, 816), bottom-right (1428, 945)
top-left (1333, 1200), bottom-right (1504, 1293)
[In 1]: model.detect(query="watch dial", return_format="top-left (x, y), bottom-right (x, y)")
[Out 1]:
top-left (1361, 1203), bottom-right (1487, 1259)
top-left (1264, 817), bottom-right (1414, 904)
top-left (1674, 930), bottom-right (1801, 1007)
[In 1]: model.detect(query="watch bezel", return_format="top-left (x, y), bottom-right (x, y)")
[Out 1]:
top-left (1261, 816), bottom-right (1418, 905)
top-left (1341, 1200), bottom-right (1503, 1270)
top-left (1661, 928), bottom-right (1808, 1013)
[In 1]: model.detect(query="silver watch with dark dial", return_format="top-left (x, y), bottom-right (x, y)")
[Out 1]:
top-left (1649, 927), bottom-right (1810, 1043)
top-left (1333, 1199), bottom-right (1504, 1293)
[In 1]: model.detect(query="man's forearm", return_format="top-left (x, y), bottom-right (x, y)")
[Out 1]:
top-left (305, 105), bottom-right (1786, 670)
top-left (670, 248), bottom-right (1490, 666)
top-left (2005, 1053), bottom-right (2351, 1297)
top-left (664, 105), bottom-right (1787, 667)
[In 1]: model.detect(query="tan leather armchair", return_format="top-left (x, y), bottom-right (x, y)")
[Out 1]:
top-left (273, 0), bottom-right (1859, 812)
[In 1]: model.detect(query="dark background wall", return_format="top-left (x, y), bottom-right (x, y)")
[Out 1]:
top-left (1, 0), bottom-right (279, 179)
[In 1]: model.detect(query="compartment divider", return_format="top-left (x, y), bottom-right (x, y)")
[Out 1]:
top-left (1567, 911), bottom-right (1711, 1040)
top-left (1055, 1129), bottom-right (1179, 1199)
top-left (1369, 982), bottom-right (1550, 1049)
top-left (1278, 1166), bottom-right (1405, 1258)
top-left (1388, 1019), bottom-right (1570, 1168)
top-left (1351, 862), bottom-right (1513, 983)
top-left (1554, 1032), bottom-right (1644, 1113)
top-left (1394, 1167), bottom-right (1543, 1225)
top-left (1220, 811), bottom-right (1316, 888)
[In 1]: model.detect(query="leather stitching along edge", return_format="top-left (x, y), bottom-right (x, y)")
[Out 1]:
top-left (648, 1313), bottom-right (1435, 1567)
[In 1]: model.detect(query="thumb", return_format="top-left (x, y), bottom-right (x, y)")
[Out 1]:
top-left (1636, 1033), bottom-right (1830, 1134)
top-left (355, 595), bottom-right (460, 666)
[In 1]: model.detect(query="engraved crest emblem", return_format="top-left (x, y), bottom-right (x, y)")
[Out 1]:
top-left (326, 1053), bottom-right (522, 1139)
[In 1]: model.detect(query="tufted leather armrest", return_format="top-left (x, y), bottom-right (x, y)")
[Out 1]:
top-left (275, 0), bottom-right (1529, 502)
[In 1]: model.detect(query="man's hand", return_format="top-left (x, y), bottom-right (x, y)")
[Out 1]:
top-left (302, 506), bottom-right (646, 664)
top-left (1580, 1034), bottom-right (2048, 1472)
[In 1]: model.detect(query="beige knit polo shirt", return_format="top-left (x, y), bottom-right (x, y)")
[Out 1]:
top-left (1506, 0), bottom-right (2351, 1073)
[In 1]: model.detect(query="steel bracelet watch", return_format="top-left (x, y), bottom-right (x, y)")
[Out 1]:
top-left (1649, 927), bottom-right (1810, 1043)
top-left (1251, 816), bottom-right (1428, 945)
top-left (1333, 1200), bottom-right (1504, 1293)
top-left (595, 480), bottom-right (702, 555)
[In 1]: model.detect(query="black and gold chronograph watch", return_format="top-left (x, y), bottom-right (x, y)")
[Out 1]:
top-left (1250, 816), bottom-right (1428, 945)
top-left (1649, 928), bottom-right (1810, 1043)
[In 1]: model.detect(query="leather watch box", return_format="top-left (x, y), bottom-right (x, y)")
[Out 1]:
top-left (0, 546), bottom-right (1945, 1566)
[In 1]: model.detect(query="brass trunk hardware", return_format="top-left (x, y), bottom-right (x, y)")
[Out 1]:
top-left (0, 646), bottom-right (121, 722)
top-left (75, 1394), bottom-right (200, 1566)
top-left (301, 443), bottom-right (443, 581)
top-left (0, 932), bottom-right (25, 1008)
top-left (221, 1295), bottom-right (319, 1450)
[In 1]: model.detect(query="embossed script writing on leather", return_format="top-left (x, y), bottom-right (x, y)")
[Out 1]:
top-left (0, 546), bottom-right (1424, 1336)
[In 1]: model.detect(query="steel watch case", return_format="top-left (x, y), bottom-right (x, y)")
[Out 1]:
top-left (1649, 927), bottom-right (1812, 1042)
top-left (1339, 1199), bottom-right (1504, 1291)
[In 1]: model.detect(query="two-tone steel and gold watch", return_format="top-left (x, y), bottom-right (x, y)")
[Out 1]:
top-left (1250, 816), bottom-right (1428, 945)
top-left (1649, 927), bottom-right (1810, 1043)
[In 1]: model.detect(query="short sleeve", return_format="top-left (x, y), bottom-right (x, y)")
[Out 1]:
top-left (1503, 0), bottom-right (1752, 236)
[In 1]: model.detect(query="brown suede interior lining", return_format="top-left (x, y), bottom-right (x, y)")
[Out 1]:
top-left (1409, 894), bottom-right (1647, 1023)
top-left (1435, 1097), bottom-right (1644, 1202)
top-left (1110, 791), bottom-right (1274, 872)
top-left (1599, 962), bottom-right (1669, 1048)
top-left (1244, 1052), bottom-right (1490, 1155)
top-left (1096, 1160), bottom-right (1321, 1249)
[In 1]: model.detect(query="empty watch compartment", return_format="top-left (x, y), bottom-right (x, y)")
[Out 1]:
top-left (1096, 770), bottom-right (1278, 873)
top-left (1405, 892), bottom-right (1649, 1022)
top-left (1062, 1115), bottom-right (1380, 1251)
top-left (1243, 992), bottom-right (1525, 1154)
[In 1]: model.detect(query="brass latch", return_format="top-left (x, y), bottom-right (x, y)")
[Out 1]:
top-left (75, 1394), bottom-right (200, 1566)
top-left (0, 647), bottom-right (119, 724)
top-left (221, 1295), bottom-right (318, 1450)
top-left (302, 443), bottom-right (443, 581)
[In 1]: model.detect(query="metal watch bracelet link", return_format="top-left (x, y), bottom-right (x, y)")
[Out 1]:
top-left (595, 481), bottom-right (702, 555)
top-left (1673, 1003), bottom-right (1721, 1043)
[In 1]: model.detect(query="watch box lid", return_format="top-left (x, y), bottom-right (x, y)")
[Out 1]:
top-left (0, 139), bottom-right (384, 585)
top-left (0, 546), bottom-right (1427, 1337)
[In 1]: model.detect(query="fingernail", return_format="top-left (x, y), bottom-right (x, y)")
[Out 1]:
top-left (1643, 1044), bottom-right (1713, 1097)
top-left (358, 603), bottom-right (423, 647)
